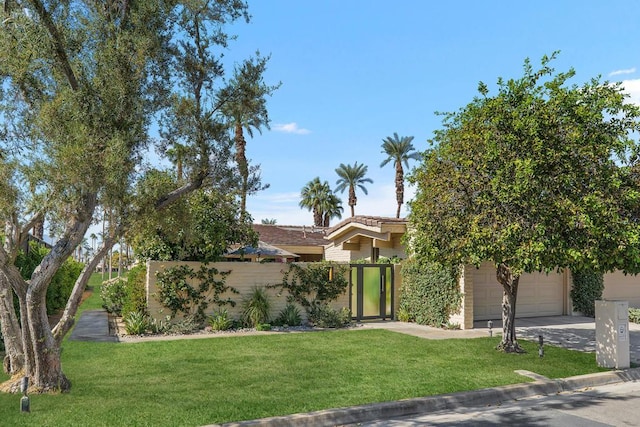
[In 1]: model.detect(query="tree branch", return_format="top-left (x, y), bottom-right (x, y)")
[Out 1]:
top-left (29, 0), bottom-right (79, 91)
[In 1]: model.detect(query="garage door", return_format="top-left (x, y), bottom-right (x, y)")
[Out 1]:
top-left (473, 262), bottom-right (565, 321)
top-left (603, 272), bottom-right (640, 308)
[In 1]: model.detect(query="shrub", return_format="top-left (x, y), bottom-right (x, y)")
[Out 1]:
top-left (570, 270), bottom-right (604, 317)
top-left (629, 308), bottom-right (640, 324)
top-left (241, 287), bottom-right (271, 328)
top-left (124, 311), bottom-right (149, 335)
top-left (207, 309), bottom-right (233, 331)
top-left (308, 303), bottom-right (351, 328)
top-left (101, 278), bottom-right (127, 315)
top-left (399, 258), bottom-right (462, 327)
top-left (256, 323), bottom-right (271, 331)
top-left (271, 262), bottom-right (348, 315)
top-left (122, 264), bottom-right (147, 318)
top-left (273, 303), bottom-right (302, 327)
top-left (15, 241), bottom-right (83, 314)
top-left (169, 315), bottom-right (200, 334)
top-left (148, 316), bottom-right (172, 334)
top-left (156, 264), bottom-right (236, 323)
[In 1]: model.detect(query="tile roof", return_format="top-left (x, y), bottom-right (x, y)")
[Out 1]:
top-left (252, 224), bottom-right (328, 247)
top-left (326, 215), bottom-right (407, 234)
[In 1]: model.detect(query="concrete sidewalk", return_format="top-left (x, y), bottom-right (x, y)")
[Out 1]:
top-left (68, 310), bottom-right (117, 342)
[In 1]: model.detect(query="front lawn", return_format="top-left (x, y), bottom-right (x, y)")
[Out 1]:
top-left (0, 328), bottom-right (605, 426)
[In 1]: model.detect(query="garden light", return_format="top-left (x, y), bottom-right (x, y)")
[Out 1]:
top-left (488, 320), bottom-right (493, 337)
top-left (20, 376), bottom-right (29, 413)
top-left (538, 335), bottom-right (544, 358)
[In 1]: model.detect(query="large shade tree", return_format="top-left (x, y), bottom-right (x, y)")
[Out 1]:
top-left (0, 0), bottom-right (270, 392)
top-left (380, 132), bottom-right (421, 218)
top-left (408, 54), bottom-right (640, 352)
top-left (335, 162), bottom-right (373, 217)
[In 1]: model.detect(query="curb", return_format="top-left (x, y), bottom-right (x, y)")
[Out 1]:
top-left (209, 367), bottom-right (640, 427)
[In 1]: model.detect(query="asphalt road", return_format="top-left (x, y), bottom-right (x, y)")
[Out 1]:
top-left (352, 381), bottom-right (640, 426)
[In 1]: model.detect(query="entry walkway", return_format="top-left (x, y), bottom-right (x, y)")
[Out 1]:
top-left (68, 309), bottom-right (117, 342)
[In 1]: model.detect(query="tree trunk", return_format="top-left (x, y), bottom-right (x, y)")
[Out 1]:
top-left (26, 288), bottom-right (70, 392)
top-left (496, 263), bottom-right (524, 353)
top-left (395, 161), bottom-right (404, 219)
top-left (349, 186), bottom-right (357, 217)
top-left (0, 277), bottom-right (24, 375)
top-left (235, 123), bottom-right (249, 216)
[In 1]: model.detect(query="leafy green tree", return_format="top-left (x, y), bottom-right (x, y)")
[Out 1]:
top-left (335, 162), bottom-right (373, 217)
top-left (0, 0), bottom-right (268, 392)
top-left (299, 177), bottom-right (343, 226)
top-left (380, 133), bottom-right (421, 218)
top-left (408, 54), bottom-right (640, 352)
top-left (128, 171), bottom-right (257, 262)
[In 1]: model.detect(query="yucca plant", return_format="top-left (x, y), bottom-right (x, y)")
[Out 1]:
top-left (274, 303), bottom-right (302, 327)
top-left (208, 309), bottom-right (234, 331)
top-left (241, 286), bottom-right (271, 328)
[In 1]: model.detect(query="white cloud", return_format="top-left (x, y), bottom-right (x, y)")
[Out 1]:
top-left (273, 122), bottom-right (311, 135)
top-left (609, 68), bottom-right (636, 77)
top-left (621, 79), bottom-right (640, 105)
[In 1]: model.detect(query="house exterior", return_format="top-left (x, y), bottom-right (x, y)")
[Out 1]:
top-left (323, 216), bottom-right (408, 262)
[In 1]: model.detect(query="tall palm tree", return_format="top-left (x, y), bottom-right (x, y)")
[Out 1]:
top-left (380, 133), bottom-right (421, 218)
top-left (299, 177), bottom-right (330, 226)
top-left (335, 162), bottom-right (373, 217)
top-left (222, 55), bottom-right (279, 217)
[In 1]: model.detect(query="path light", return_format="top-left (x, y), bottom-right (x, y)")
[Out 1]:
top-left (20, 376), bottom-right (29, 413)
top-left (487, 320), bottom-right (493, 337)
top-left (538, 335), bottom-right (544, 358)
top-left (328, 266), bottom-right (334, 282)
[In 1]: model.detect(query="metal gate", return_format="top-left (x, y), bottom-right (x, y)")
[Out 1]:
top-left (350, 264), bottom-right (394, 321)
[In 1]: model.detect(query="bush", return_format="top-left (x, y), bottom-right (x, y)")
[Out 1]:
top-left (399, 258), bottom-right (462, 327)
top-left (570, 270), bottom-right (604, 317)
top-left (629, 308), bottom-right (640, 324)
top-left (208, 309), bottom-right (233, 331)
top-left (15, 241), bottom-right (83, 314)
top-left (122, 264), bottom-right (148, 318)
top-left (308, 303), bottom-right (351, 328)
top-left (241, 287), bottom-right (271, 328)
top-left (273, 303), bottom-right (302, 327)
top-left (124, 311), bottom-right (149, 335)
top-left (101, 278), bottom-right (127, 315)
top-left (168, 315), bottom-right (200, 334)
top-left (271, 262), bottom-right (348, 319)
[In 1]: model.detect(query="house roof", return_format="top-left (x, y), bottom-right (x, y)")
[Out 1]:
top-left (225, 241), bottom-right (299, 259)
top-left (325, 215), bottom-right (408, 244)
top-left (252, 224), bottom-right (328, 247)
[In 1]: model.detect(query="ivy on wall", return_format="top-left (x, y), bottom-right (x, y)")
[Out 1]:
top-left (399, 258), bottom-right (462, 327)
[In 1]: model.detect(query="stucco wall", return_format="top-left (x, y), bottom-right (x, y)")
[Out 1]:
top-left (146, 261), bottom-right (350, 323)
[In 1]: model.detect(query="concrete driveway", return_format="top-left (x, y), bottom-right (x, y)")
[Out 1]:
top-left (474, 316), bottom-right (640, 364)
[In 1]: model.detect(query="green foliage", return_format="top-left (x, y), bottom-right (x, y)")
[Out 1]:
top-left (273, 303), bottom-right (302, 327)
top-left (156, 264), bottom-right (237, 324)
top-left (256, 323), bottom-right (272, 331)
top-left (122, 264), bottom-right (148, 318)
top-left (168, 315), bottom-right (200, 334)
top-left (570, 270), bottom-right (604, 317)
top-left (129, 178), bottom-right (258, 262)
top-left (307, 303), bottom-right (352, 328)
top-left (629, 308), bottom-right (640, 324)
top-left (241, 287), bottom-right (271, 328)
top-left (299, 177), bottom-right (343, 227)
top-left (335, 162), bottom-right (373, 216)
top-left (399, 258), bottom-right (462, 327)
top-left (207, 309), bottom-right (234, 331)
top-left (100, 278), bottom-right (127, 315)
top-left (124, 312), bottom-right (149, 335)
top-left (272, 262), bottom-right (349, 315)
top-left (408, 53), bottom-right (640, 275)
top-left (15, 242), bottom-right (84, 314)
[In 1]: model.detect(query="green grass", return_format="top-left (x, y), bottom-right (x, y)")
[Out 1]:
top-left (77, 272), bottom-right (108, 313)
top-left (0, 327), bottom-right (606, 426)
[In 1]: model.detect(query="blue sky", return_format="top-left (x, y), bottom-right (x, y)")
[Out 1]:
top-left (224, 0), bottom-right (640, 226)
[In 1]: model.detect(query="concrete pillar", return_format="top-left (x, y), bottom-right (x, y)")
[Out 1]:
top-left (595, 300), bottom-right (630, 369)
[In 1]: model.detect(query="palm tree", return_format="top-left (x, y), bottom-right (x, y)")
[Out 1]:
top-left (335, 162), bottom-right (373, 217)
top-left (321, 193), bottom-right (343, 227)
top-left (261, 218), bottom-right (277, 224)
top-left (380, 133), bottom-right (421, 218)
top-left (222, 55), bottom-right (279, 217)
top-left (299, 177), bottom-right (340, 227)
